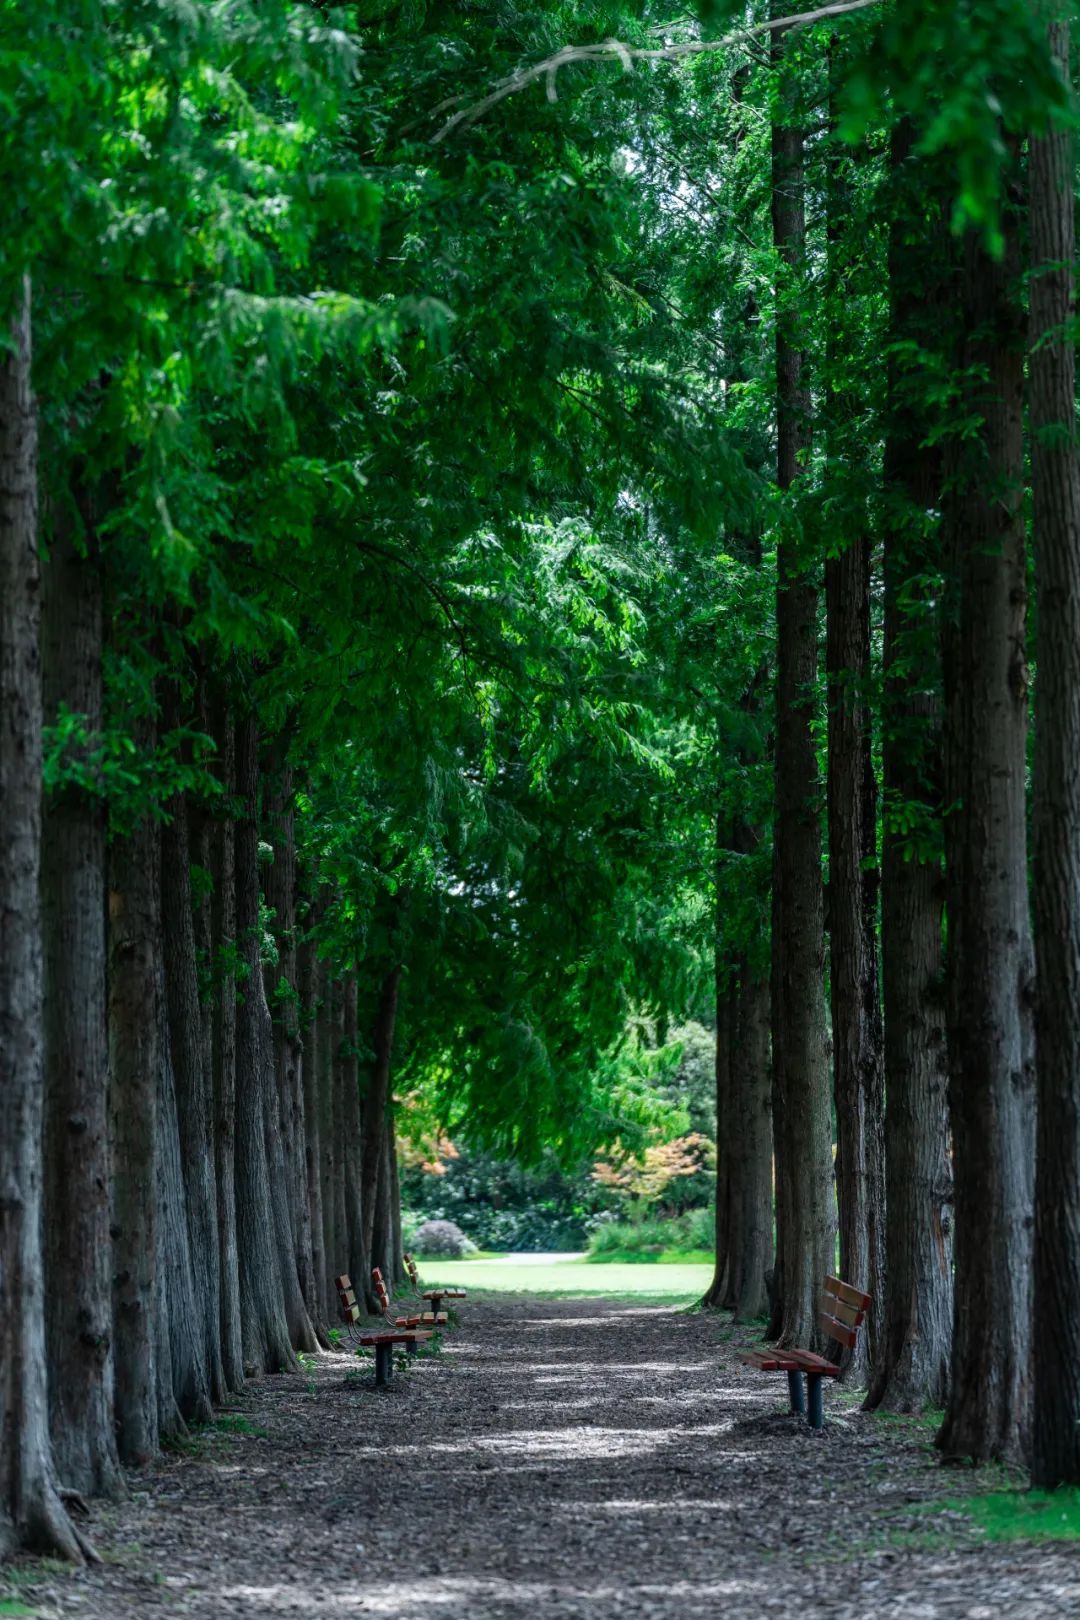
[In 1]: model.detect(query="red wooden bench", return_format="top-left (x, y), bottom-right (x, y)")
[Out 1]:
top-left (740, 1275), bottom-right (872, 1429)
top-left (372, 1266), bottom-right (447, 1329)
top-left (403, 1250), bottom-right (466, 1315)
top-left (334, 1272), bottom-right (431, 1387)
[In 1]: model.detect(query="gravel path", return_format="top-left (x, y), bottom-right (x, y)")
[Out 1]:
top-left (7, 1294), bottom-right (1080, 1618)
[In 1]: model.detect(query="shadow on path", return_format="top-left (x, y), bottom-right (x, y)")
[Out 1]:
top-left (7, 1295), bottom-right (1080, 1618)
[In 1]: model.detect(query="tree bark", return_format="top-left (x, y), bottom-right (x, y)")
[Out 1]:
top-left (387, 1109), bottom-right (404, 1288)
top-left (263, 767), bottom-right (317, 1332)
top-left (298, 922), bottom-right (328, 1329)
top-left (318, 961), bottom-right (339, 1306)
top-left (361, 964), bottom-right (403, 1274)
top-left (823, 52), bottom-right (885, 1384)
top-left (703, 959), bottom-right (734, 1308)
top-left (161, 687), bottom-right (225, 1406)
top-left (342, 975), bottom-right (369, 1300)
top-left (155, 940), bottom-right (212, 1433)
top-left (208, 694), bottom-right (244, 1393)
top-left (331, 979), bottom-right (349, 1289)
top-left (234, 710), bottom-right (297, 1375)
top-left (0, 277), bottom-right (89, 1561)
top-left (938, 162), bottom-right (1035, 1466)
top-left (730, 971), bottom-right (773, 1322)
top-left (1031, 16), bottom-right (1080, 1490)
top-left (866, 124), bottom-right (952, 1415)
top-left (302, 940), bottom-right (328, 1323)
top-left (768, 7), bottom-right (835, 1349)
top-left (109, 763), bottom-right (161, 1466)
top-left (40, 493), bottom-right (121, 1499)
top-left (826, 527), bottom-right (885, 1377)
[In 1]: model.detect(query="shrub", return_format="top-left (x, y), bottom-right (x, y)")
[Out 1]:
top-left (400, 1146), bottom-right (602, 1251)
top-left (586, 1208), bottom-right (715, 1260)
top-left (412, 1218), bottom-right (475, 1257)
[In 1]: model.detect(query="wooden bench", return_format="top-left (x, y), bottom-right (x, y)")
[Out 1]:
top-left (334, 1272), bottom-right (431, 1387)
top-left (740, 1275), bottom-right (872, 1430)
top-left (372, 1266), bottom-right (447, 1330)
top-left (403, 1250), bottom-right (466, 1315)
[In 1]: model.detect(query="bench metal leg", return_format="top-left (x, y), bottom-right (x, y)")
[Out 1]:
top-left (807, 1373), bottom-right (824, 1430)
top-left (787, 1370), bottom-right (806, 1416)
top-left (375, 1342), bottom-right (393, 1388)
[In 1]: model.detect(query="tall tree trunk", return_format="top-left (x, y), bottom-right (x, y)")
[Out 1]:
top-left (938, 161), bottom-right (1035, 1466)
top-left (318, 962), bottom-right (339, 1306)
top-left (262, 967), bottom-right (318, 1354)
top-left (109, 759), bottom-right (161, 1466)
top-left (703, 954), bottom-right (734, 1307)
top-left (331, 980), bottom-right (349, 1288)
top-left (303, 941), bottom-right (328, 1323)
top-left (298, 923), bottom-right (328, 1331)
top-left (372, 1126), bottom-right (394, 1282)
top-left (40, 495), bottom-right (120, 1499)
top-left (263, 768), bottom-right (315, 1329)
top-left (730, 971), bottom-right (773, 1322)
top-left (208, 695), bottom-right (244, 1393)
top-left (155, 953), bottom-right (212, 1433)
top-left (361, 964), bottom-right (403, 1274)
top-left (720, 972), bottom-right (744, 1311)
top-left (234, 711), bottom-right (297, 1375)
top-left (866, 125), bottom-right (952, 1415)
top-left (768, 8), bottom-right (834, 1349)
top-left (387, 1110), bottom-right (404, 1288)
top-left (824, 59), bottom-right (885, 1385)
top-left (826, 528), bottom-right (885, 1375)
top-left (0, 278), bottom-right (88, 1561)
top-left (161, 690), bottom-right (225, 1406)
top-left (1031, 16), bottom-right (1080, 1490)
top-left (342, 976), bottom-right (369, 1299)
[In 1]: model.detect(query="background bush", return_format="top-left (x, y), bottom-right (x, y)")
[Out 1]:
top-left (411, 1219), bottom-right (476, 1257)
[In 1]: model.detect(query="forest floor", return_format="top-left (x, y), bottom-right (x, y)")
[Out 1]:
top-left (5, 1294), bottom-right (1079, 1619)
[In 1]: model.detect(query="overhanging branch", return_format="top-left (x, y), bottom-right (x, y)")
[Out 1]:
top-left (431, 0), bottom-right (883, 142)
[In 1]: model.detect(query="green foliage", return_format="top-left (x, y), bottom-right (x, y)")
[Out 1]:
top-left (43, 708), bottom-right (220, 829)
top-left (586, 1206), bottom-right (715, 1260)
top-left (8, 0), bottom-right (1068, 1188)
top-left (401, 1148), bottom-right (603, 1252)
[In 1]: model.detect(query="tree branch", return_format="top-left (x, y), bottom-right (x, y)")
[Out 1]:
top-left (431, 0), bottom-right (883, 143)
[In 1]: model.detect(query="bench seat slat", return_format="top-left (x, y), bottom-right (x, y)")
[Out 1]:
top-left (777, 1348), bottom-right (841, 1375)
top-left (740, 1350), bottom-right (782, 1370)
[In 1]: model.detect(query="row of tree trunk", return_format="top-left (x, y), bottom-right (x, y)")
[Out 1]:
top-left (710, 18), bottom-right (1080, 1482)
top-left (0, 402), bottom-right (406, 1551)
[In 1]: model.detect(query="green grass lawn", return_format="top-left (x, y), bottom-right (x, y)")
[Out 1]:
top-left (412, 1254), bottom-right (713, 1301)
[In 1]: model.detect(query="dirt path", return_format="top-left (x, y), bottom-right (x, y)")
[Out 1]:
top-left (7, 1295), bottom-right (1079, 1618)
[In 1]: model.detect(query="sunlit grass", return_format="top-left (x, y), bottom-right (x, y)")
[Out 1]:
top-left (412, 1256), bottom-right (712, 1300)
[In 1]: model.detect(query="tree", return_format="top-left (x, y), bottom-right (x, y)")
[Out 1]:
top-left (768, 8), bottom-right (835, 1348)
top-left (1030, 13), bottom-right (1080, 1490)
top-left (937, 147), bottom-right (1035, 1467)
top-left (866, 125), bottom-right (952, 1415)
top-left (0, 278), bottom-right (89, 1560)
top-left (822, 49), bottom-right (885, 1382)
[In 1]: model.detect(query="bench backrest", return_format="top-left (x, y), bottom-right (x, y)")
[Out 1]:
top-left (403, 1252), bottom-right (420, 1290)
top-left (335, 1273), bottom-right (361, 1324)
top-left (820, 1275), bottom-right (872, 1351)
top-left (371, 1266), bottom-right (392, 1316)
